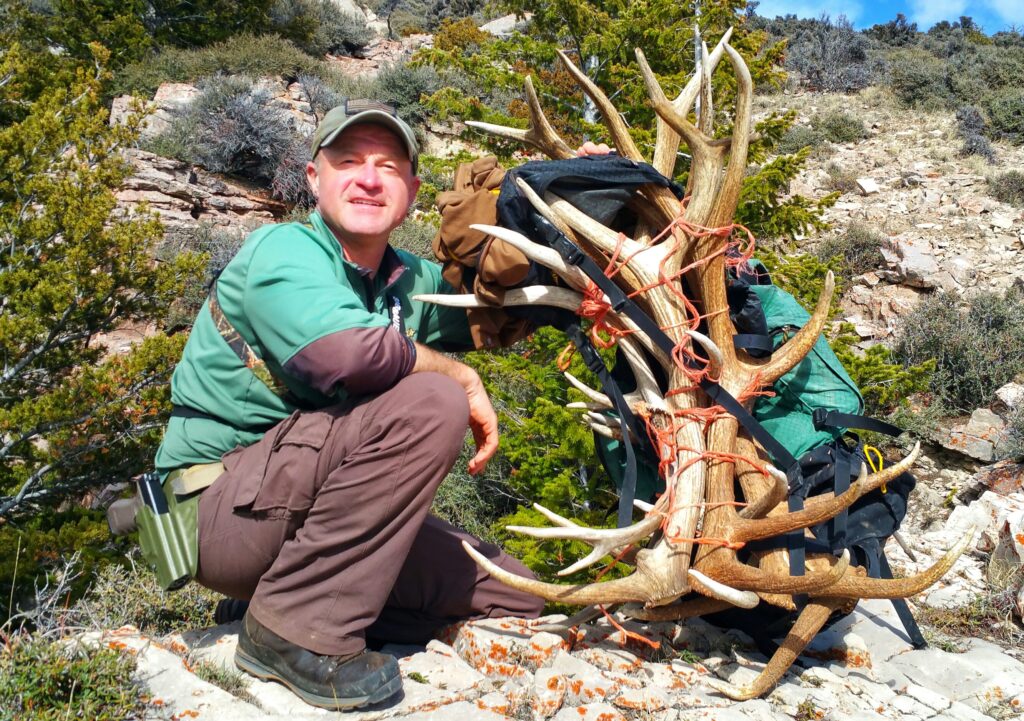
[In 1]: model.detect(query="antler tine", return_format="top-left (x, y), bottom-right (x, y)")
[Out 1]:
top-left (706, 598), bottom-right (846, 700)
top-left (465, 76), bottom-right (576, 160)
top-left (698, 550), bottom-right (851, 595)
top-left (554, 49), bottom-right (643, 161)
top-left (618, 336), bottom-right (665, 409)
top-left (414, 284), bottom-right (583, 311)
top-left (584, 411), bottom-right (639, 442)
top-left (468, 223), bottom-right (590, 291)
top-left (800, 443), bottom-right (921, 513)
top-left (707, 43), bottom-right (754, 229)
top-left (650, 27), bottom-right (734, 176)
top-left (636, 48), bottom-right (725, 227)
top-left (820, 529), bottom-right (975, 599)
top-left (507, 503), bottom-right (664, 576)
top-left (731, 475), bottom-right (863, 543)
top-left (697, 41), bottom-right (714, 136)
top-left (755, 272), bottom-right (835, 385)
top-left (685, 328), bottom-right (724, 377)
top-left (460, 540), bottom-right (685, 605)
top-left (564, 372), bottom-right (610, 406)
top-left (687, 569), bottom-right (760, 609)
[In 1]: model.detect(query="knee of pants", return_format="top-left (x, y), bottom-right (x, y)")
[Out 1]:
top-left (398, 372), bottom-right (470, 455)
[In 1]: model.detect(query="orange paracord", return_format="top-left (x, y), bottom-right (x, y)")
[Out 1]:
top-left (557, 199), bottom-right (775, 555)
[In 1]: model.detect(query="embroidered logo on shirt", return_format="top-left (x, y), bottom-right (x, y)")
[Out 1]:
top-left (389, 295), bottom-right (404, 334)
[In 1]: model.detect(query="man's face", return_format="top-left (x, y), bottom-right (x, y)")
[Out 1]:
top-left (306, 123), bottom-right (420, 258)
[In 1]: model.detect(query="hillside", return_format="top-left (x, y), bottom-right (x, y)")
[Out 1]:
top-left (2, 4), bottom-right (1023, 720)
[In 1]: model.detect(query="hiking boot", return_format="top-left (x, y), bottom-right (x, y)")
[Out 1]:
top-left (235, 612), bottom-right (401, 710)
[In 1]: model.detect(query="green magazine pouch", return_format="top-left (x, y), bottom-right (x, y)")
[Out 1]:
top-left (136, 469), bottom-right (201, 591)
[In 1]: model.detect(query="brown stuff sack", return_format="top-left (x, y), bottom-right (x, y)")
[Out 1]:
top-left (434, 156), bottom-right (534, 349)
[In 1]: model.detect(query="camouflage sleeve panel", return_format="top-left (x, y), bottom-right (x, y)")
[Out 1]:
top-left (284, 326), bottom-right (415, 398)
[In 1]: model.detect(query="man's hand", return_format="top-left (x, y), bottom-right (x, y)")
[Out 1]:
top-left (577, 141), bottom-right (612, 157)
top-left (412, 343), bottom-right (498, 474)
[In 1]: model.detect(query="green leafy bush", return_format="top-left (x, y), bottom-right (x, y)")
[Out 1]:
top-left (0, 510), bottom-right (132, 621)
top-left (812, 111), bottom-right (868, 144)
top-left (815, 223), bottom-right (889, 280)
top-left (113, 33), bottom-right (325, 97)
top-left (893, 288), bottom-right (1024, 411)
top-left (736, 146), bottom-right (837, 241)
top-left (988, 170), bottom-right (1024, 207)
top-left (983, 89), bottom-right (1024, 145)
top-left (0, 633), bottom-right (146, 721)
top-left (830, 327), bottom-right (934, 418)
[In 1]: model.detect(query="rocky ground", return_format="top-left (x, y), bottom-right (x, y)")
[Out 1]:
top-left (76, 453), bottom-right (1023, 721)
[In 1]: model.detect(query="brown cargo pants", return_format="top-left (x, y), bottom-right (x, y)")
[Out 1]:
top-left (193, 372), bottom-right (544, 656)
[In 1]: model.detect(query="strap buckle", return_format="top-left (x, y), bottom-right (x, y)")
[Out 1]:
top-left (812, 407), bottom-right (830, 431)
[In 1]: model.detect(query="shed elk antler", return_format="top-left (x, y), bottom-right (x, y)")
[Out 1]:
top-left (417, 33), bottom-right (971, 698)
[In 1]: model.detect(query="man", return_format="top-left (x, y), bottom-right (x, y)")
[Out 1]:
top-left (154, 100), bottom-right (544, 710)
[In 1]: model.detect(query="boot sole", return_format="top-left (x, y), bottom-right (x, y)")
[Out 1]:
top-left (234, 647), bottom-right (402, 710)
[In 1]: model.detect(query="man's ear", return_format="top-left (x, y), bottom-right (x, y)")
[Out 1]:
top-left (406, 175), bottom-right (420, 210)
top-left (305, 160), bottom-right (319, 199)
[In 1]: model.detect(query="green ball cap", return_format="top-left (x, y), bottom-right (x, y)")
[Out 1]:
top-left (310, 100), bottom-right (419, 173)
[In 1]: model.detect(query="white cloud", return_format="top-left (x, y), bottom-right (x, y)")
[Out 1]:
top-left (752, 0), bottom-right (864, 24)
top-left (908, 0), bottom-right (969, 27)
top-left (984, 0), bottom-right (1024, 27)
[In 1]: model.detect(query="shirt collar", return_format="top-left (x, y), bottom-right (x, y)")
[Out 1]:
top-left (309, 211), bottom-right (408, 287)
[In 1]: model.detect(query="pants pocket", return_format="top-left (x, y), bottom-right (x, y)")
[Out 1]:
top-left (229, 410), bottom-right (333, 518)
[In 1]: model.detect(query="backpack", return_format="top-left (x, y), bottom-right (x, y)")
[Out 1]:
top-left (433, 155), bottom-right (925, 648)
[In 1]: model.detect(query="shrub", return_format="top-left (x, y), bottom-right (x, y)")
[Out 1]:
top-left (296, 72), bottom-right (345, 118)
top-left (983, 89), bottom-right (1024, 145)
top-left (0, 633), bottom-right (147, 721)
top-left (824, 161), bottom-right (858, 193)
top-left (776, 125), bottom-right (824, 155)
top-left (113, 33), bottom-right (325, 97)
top-left (892, 288), bottom-right (1024, 411)
top-left (74, 559), bottom-right (220, 636)
top-left (956, 105), bottom-right (996, 162)
top-left (812, 111), bottom-right (868, 144)
top-left (374, 62), bottom-right (442, 129)
top-left (888, 48), bottom-right (951, 109)
top-left (815, 223), bottom-right (888, 279)
top-left (988, 171), bottom-right (1024, 207)
top-left (152, 75), bottom-right (299, 183)
top-left (434, 17), bottom-right (489, 53)
top-left (783, 15), bottom-right (874, 92)
top-left (271, 0), bottom-right (372, 56)
top-left (272, 135), bottom-right (316, 207)
top-left (865, 13), bottom-right (918, 47)
top-left (389, 216), bottom-right (437, 259)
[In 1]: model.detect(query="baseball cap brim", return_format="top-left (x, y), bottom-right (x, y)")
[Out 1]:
top-left (312, 107), bottom-right (419, 173)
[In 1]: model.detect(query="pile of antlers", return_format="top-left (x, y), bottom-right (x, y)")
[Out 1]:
top-left (419, 30), bottom-right (970, 699)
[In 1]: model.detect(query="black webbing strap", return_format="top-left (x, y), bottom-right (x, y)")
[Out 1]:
top-left (877, 551), bottom-right (928, 648)
top-left (564, 322), bottom-right (645, 528)
top-left (733, 333), bottom-right (775, 355)
top-left (829, 448), bottom-right (850, 555)
top-left (813, 408), bottom-right (903, 438)
top-left (540, 218), bottom-right (803, 479)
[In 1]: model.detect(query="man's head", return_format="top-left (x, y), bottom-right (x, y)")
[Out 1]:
top-left (306, 100), bottom-right (421, 260)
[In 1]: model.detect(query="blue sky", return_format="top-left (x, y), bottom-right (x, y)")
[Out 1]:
top-left (752, 0), bottom-right (1024, 32)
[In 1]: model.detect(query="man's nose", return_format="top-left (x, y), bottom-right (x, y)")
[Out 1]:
top-left (354, 161), bottom-right (382, 188)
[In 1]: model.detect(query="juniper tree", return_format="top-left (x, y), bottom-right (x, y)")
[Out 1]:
top-left (0, 44), bottom-right (204, 522)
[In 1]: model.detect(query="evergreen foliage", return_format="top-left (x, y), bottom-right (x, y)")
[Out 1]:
top-left (0, 44), bottom-right (203, 530)
top-left (0, 633), bottom-right (146, 721)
